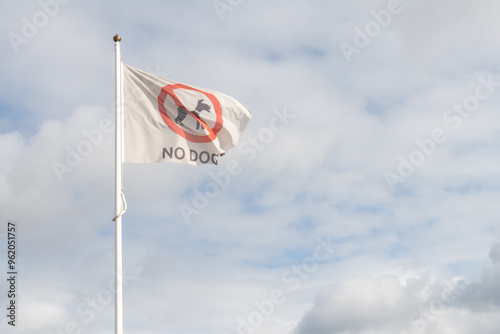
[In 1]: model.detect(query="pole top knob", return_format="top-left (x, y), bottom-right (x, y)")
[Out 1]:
top-left (113, 34), bottom-right (121, 42)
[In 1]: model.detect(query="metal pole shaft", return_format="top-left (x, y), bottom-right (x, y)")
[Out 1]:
top-left (113, 33), bottom-right (123, 334)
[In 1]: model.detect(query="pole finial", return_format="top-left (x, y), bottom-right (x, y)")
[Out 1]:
top-left (113, 34), bottom-right (121, 42)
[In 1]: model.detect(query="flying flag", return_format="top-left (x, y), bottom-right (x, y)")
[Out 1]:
top-left (112, 35), bottom-right (253, 334)
top-left (122, 63), bottom-right (252, 165)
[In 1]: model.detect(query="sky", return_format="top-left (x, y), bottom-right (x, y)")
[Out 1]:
top-left (1, 0), bottom-right (500, 333)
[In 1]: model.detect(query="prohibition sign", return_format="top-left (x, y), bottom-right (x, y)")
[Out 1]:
top-left (157, 83), bottom-right (223, 143)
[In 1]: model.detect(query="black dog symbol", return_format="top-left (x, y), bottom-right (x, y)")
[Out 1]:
top-left (175, 99), bottom-right (211, 130)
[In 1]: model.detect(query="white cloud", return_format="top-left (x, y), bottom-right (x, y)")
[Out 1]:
top-left (294, 242), bottom-right (500, 334)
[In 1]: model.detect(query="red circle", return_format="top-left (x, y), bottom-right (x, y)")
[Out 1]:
top-left (157, 83), bottom-right (223, 143)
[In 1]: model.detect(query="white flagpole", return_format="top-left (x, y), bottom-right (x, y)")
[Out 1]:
top-left (113, 33), bottom-right (124, 334)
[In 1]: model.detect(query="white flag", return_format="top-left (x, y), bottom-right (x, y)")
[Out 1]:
top-left (122, 63), bottom-right (252, 165)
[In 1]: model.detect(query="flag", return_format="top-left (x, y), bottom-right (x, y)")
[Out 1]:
top-left (122, 63), bottom-right (252, 165)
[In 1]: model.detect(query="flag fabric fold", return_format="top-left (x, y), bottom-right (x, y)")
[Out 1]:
top-left (122, 63), bottom-right (252, 165)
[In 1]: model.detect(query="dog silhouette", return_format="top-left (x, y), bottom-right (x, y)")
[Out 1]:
top-left (175, 99), bottom-right (211, 130)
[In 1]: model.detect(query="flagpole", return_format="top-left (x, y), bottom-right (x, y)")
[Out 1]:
top-left (113, 33), bottom-right (124, 334)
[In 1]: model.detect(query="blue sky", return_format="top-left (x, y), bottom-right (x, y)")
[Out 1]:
top-left (2, 0), bottom-right (500, 333)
